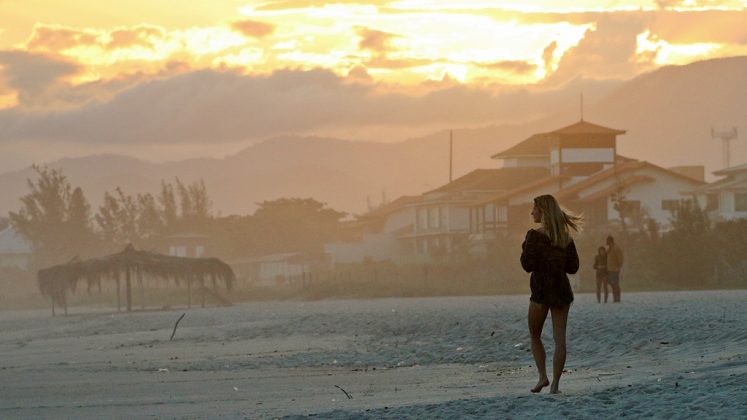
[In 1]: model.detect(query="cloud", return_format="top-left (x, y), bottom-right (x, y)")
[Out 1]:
top-left (483, 60), bottom-right (537, 74)
top-left (546, 15), bottom-right (650, 84)
top-left (0, 50), bottom-right (81, 107)
top-left (231, 19), bottom-right (275, 38)
top-left (255, 0), bottom-right (392, 11)
top-left (106, 25), bottom-right (165, 50)
top-left (0, 67), bottom-right (623, 145)
top-left (27, 25), bottom-right (98, 52)
top-left (542, 41), bottom-right (557, 74)
top-left (356, 27), bottom-right (399, 53)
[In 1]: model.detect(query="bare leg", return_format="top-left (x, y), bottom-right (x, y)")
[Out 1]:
top-left (595, 277), bottom-right (601, 303)
top-left (528, 301), bottom-right (550, 392)
top-left (603, 278), bottom-right (609, 303)
top-left (549, 304), bottom-right (570, 394)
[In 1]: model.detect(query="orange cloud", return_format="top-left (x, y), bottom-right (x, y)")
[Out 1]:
top-left (27, 25), bottom-right (98, 52)
top-left (106, 26), bottom-right (165, 50)
top-left (357, 27), bottom-right (400, 52)
top-left (231, 20), bottom-right (276, 39)
top-left (483, 60), bottom-right (537, 74)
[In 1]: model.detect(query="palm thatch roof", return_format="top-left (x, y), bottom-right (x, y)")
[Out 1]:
top-left (38, 244), bottom-right (235, 313)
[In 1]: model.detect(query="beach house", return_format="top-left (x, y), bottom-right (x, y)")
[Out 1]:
top-left (689, 162), bottom-right (747, 221)
top-left (325, 119), bottom-right (707, 264)
top-left (467, 120), bottom-right (705, 237)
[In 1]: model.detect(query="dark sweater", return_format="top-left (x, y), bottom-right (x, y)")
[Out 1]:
top-left (520, 229), bottom-right (578, 307)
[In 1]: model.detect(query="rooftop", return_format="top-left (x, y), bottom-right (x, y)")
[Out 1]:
top-left (545, 120), bottom-right (627, 136)
top-left (427, 167), bottom-right (549, 195)
top-left (492, 120), bottom-right (627, 159)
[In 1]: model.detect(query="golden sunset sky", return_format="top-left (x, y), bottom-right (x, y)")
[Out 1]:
top-left (0, 1), bottom-right (746, 169)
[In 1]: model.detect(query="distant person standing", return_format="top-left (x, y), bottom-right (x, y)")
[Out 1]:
top-left (521, 194), bottom-right (581, 394)
top-left (606, 236), bottom-right (624, 303)
top-left (593, 246), bottom-right (608, 303)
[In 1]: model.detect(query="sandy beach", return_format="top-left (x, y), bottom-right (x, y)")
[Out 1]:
top-left (1, 290), bottom-right (746, 419)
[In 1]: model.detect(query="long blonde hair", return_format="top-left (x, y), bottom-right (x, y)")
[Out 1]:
top-left (534, 194), bottom-right (583, 248)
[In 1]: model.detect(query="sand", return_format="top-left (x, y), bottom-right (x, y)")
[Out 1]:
top-left (0, 290), bottom-right (746, 418)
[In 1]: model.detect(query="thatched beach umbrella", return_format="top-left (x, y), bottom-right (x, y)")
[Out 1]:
top-left (37, 244), bottom-right (235, 315)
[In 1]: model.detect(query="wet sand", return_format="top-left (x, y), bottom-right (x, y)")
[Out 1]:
top-left (1, 291), bottom-right (746, 418)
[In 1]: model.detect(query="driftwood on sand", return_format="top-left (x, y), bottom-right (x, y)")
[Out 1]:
top-left (37, 244), bottom-right (235, 315)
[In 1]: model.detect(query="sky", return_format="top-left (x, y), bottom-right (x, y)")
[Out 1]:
top-left (1, 0), bottom-right (746, 170)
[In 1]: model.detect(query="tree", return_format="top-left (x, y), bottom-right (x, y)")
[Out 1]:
top-left (95, 188), bottom-right (138, 248)
top-left (9, 165), bottom-right (95, 267)
top-left (251, 198), bottom-right (346, 254)
top-left (158, 180), bottom-right (178, 231)
top-left (136, 193), bottom-right (163, 240)
top-left (175, 178), bottom-right (211, 229)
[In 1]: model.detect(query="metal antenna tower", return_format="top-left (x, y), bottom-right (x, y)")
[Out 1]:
top-left (711, 126), bottom-right (738, 168)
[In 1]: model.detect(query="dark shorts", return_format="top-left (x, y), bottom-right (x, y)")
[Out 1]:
top-left (608, 271), bottom-right (620, 286)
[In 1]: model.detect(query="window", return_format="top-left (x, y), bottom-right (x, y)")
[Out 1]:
top-left (661, 199), bottom-right (680, 212)
top-left (440, 206), bottom-right (448, 228)
top-left (735, 193), bottom-right (747, 212)
top-left (620, 200), bottom-right (641, 217)
top-left (418, 208), bottom-right (427, 229)
top-left (170, 245), bottom-right (187, 257)
top-left (428, 207), bottom-right (439, 229)
top-left (497, 206), bottom-right (508, 222)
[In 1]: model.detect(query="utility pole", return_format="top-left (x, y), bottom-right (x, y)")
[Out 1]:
top-left (449, 129), bottom-right (453, 183)
top-left (711, 126), bottom-right (738, 168)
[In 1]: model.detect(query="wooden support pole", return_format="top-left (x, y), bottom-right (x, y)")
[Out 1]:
top-left (139, 270), bottom-right (144, 310)
top-left (187, 278), bottom-right (192, 309)
top-left (116, 272), bottom-right (121, 312)
top-left (200, 279), bottom-right (205, 308)
top-left (125, 267), bottom-right (132, 312)
top-left (62, 288), bottom-right (68, 316)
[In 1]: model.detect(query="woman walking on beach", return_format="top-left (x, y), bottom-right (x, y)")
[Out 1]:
top-left (521, 194), bottom-right (581, 394)
top-left (593, 246), bottom-right (608, 303)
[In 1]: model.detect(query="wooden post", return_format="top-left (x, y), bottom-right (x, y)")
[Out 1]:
top-left (200, 279), bottom-right (205, 308)
top-left (139, 270), bottom-right (145, 310)
top-left (187, 278), bottom-right (192, 309)
top-left (62, 288), bottom-right (68, 316)
top-left (125, 266), bottom-right (132, 312)
top-left (423, 264), bottom-right (429, 294)
top-left (116, 272), bottom-right (121, 312)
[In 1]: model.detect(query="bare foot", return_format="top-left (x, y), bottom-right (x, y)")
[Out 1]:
top-left (549, 383), bottom-right (561, 394)
top-left (531, 378), bottom-right (549, 393)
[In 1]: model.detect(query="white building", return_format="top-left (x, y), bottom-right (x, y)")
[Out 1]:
top-left (325, 119), bottom-right (708, 264)
top-left (471, 120), bottom-right (705, 233)
top-left (0, 227), bottom-right (33, 271)
top-left (690, 163), bottom-right (747, 221)
top-left (325, 196), bottom-right (423, 264)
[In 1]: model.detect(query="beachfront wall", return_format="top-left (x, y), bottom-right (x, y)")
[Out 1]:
top-left (325, 232), bottom-right (415, 265)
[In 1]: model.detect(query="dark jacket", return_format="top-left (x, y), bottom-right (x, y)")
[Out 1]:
top-left (520, 229), bottom-right (578, 307)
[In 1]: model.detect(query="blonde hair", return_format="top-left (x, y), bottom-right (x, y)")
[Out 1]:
top-left (534, 194), bottom-right (583, 248)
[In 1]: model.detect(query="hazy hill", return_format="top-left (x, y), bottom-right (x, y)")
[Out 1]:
top-left (0, 56), bottom-right (745, 216)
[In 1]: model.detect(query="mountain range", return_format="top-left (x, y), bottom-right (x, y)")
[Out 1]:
top-left (1, 56), bottom-right (745, 217)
